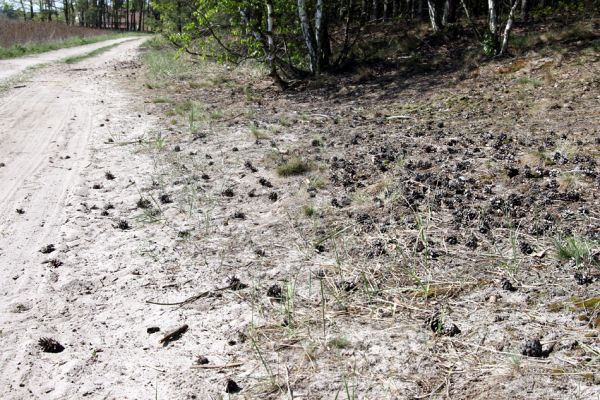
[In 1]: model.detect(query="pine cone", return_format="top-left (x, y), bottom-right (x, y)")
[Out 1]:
top-left (227, 276), bottom-right (247, 291)
top-left (266, 284), bottom-right (282, 300)
top-left (38, 337), bottom-right (64, 353)
top-left (521, 338), bottom-right (543, 357)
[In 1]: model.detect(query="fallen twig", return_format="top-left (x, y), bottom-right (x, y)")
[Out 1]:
top-left (190, 362), bottom-right (244, 369)
top-left (159, 324), bottom-right (188, 345)
top-left (386, 115), bottom-right (414, 120)
top-left (146, 285), bottom-right (232, 306)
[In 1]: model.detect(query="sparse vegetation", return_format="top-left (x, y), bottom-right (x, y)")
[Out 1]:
top-left (554, 236), bottom-right (596, 266)
top-left (276, 157), bottom-right (311, 177)
top-left (2, 2), bottom-right (599, 398)
top-left (63, 42), bottom-right (124, 64)
top-left (131, 14), bottom-right (600, 397)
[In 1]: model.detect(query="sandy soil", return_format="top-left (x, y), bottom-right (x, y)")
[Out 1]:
top-left (0, 38), bottom-right (188, 399)
top-left (0, 37), bottom-right (140, 82)
top-left (124, 27), bottom-right (600, 399)
top-left (1, 24), bottom-right (599, 400)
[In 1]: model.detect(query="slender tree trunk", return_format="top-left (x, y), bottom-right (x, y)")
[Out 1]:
top-left (131, 7), bottom-right (136, 31)
top-left (372, 0), bottom-right (380, 20)
top-left (427, 0), bottom-right (443, 31)
top-left (19, 0), bottom-right (26, 20)
top-left (264, 0), bottom-right (286, 86)
top-left (140, 0), bottom-right (144, 31)
top-left (315, 0), bottom-right (325, 73)
top-left (383, 0), bottom-right (390, 20)
top-left (488, 0), bottom-right (497, 34)
top-left (499, 0), bottom-right (520, 55)
top-left (126, 0), bottom-right (129, 30)
top-left (297, 0), bottom-right (318, 73)
top-left (521, 0), bottom-right (529, 21)
top-left (392, 0), bottom-right (399, 17)
top-left (442, 0), bottom-right (456, 24)
top-left (63, 0), bottom-right (69, 24)
top-left (176, 0), bottom-right (181, 32)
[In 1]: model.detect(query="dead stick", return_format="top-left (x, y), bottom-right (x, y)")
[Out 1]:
top-left (159, 324), bottom-right (188, 344)
top-left (190, 362), bottom-right (244, 369)
top-left (146, 286), bottom-right (231, 306)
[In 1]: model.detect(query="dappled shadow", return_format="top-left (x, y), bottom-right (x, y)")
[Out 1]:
top-left (276, 17), bottom-right (598, 105)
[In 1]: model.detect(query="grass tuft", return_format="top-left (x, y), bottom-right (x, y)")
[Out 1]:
top-left (554, 236), bottom-right (595, 266)
top-left (277, 157), bottom-right (311, 177)
top-left (63, 42), bottom-right (123, 64)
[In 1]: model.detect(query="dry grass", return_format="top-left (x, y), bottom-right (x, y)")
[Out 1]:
top-left (132, 28), bottom-right (600, 398)
top-left (0, 21), bottom-right (131, 59)
top-left (0, 20), bottom-right (108, 47)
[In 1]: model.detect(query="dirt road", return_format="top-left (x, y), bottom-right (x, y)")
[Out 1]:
top-left (0, 37), bottom-right (140, 82)
top-left (0, 38), bottom-right (189, 399)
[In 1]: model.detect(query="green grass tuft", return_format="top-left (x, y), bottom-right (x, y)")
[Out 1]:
top-left (277, 157), bottom-right (311, 177)
top-left (328, 336), bottom-right (351, 349)
top-left (63, 42), bottom-right (123, 64)
top-left (554, 236), bottom-right (595, 266)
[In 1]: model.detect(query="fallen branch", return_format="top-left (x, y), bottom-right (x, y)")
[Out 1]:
top-left (159, 324), bottom-right (188, 345)
top-left (146, 281), bottom-right (242, 306)
top-left (190, 362), bottom-right (244, 369)
top-left (386, 115), bottom-right (415, 120)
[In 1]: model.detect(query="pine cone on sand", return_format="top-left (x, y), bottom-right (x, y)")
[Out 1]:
top-left (38, 337), bottom-right (65, 353)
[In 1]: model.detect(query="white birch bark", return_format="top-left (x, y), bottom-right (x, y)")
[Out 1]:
top-left (297, 0), bottom-right (318, 73)
top-left (488, 0), bottom-right (497, 34)
top-left (500, 0), bottom-right (520, 55)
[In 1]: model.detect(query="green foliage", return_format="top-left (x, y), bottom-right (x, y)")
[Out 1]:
top-left (481, 30), bottom-right (500, 57)
top-left (153, 0), bottom-right (360, 76)
top-left (141, 36), bottom-right (197, 88)
top-left (533, 0), bottom-right (587, 17)
top-left (554, 236), bottom-right (596, 266)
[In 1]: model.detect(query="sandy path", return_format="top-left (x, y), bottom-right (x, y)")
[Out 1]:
top-left (0, 37), bottom-right (190, 399)
top-left (0, 37), bottom-right (142, 83)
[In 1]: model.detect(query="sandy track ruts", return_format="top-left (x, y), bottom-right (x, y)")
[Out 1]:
top-left (0, 37), bottom-right (168, 399)
top-left (0, 37), bottom-right (141, 83)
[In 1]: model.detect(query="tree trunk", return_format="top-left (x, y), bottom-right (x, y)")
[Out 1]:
top-left (176, 0), bottom-right (182, 32)
top-left (297, 0), bottom-right (318, 73)
top-left (264, 0), bottom-right (285, 87)
top-left (521, 0), bottom-right (529, 21)
top-left (19, 0), bottom-right (26, 20)
top-left (63, 0), bottom-right (69, 24)
top-left (139, 0), bottom-right (144, 31)
top-left (442, 0), bottom-right (456, 24)
top-left (427, 0), bottom-right (443, 31)
top-left (314, 0), bottom-right (325, 73)
top-left (488, 0), bottom-right (497, 34)
top-left (126, 0), bottom-right (129, 30)
top-left (131, 7), bottom-right (136, 31)
top-left (499, 0), bottom-right (520, 55)
top-left (372, 0), bottom-right (380, 20)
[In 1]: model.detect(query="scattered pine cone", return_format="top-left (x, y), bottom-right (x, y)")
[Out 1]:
top-left (38, 337), bottom-right (64, 353)
top-left (521, 338), bottom-right (543, 357)
top-left (225, 378), bottom-right (241, 394)
top-left (227, 276), bottom-right (247, 291)
top-left (266, 284), bottom-right (283, 300)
